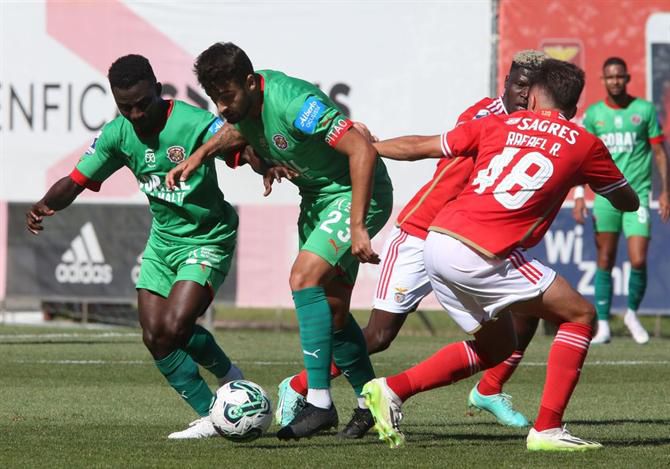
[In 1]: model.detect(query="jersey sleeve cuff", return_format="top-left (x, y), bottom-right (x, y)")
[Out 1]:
top-left (225, 151), bottom-right (242, 169)
top-left (593, 178), bottom-right (628, 195)
top-left (649, 135), bottom-right (665, 144)
top-left (440, 132), bottom-right (452, 157)
top-left (69, 168), bottom-right (102, 192)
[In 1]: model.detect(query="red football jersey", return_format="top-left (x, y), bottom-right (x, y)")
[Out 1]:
top-left (430, 110), bottom-right (627, 257)
top-left (397, 97), bottom-right (507, 239)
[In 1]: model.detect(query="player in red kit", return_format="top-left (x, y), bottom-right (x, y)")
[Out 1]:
top-left (362, 59), bottom-right (639, 451)
top-left (275, 51), bottom-right (547, 436)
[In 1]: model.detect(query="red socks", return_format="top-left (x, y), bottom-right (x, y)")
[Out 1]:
top-left (477, 350), bottom-right (524, 396)
top-left (386, 340), bottom-right (487, 402)
top-left (290, 362), bottom-right (342, 396)
top-left (534, 322), bottom-right (592, 431)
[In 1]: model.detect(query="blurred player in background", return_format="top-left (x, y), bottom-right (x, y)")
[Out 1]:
top-left (166, 42), bottom-right (393, 440)
top-left (275, 50), bottom-right (547, 438)
top-left (362, 59), bottom-right (639, 451)
top-left (26, 55), bottom-right (245, 439)
top-left (573, 57), bottom-right (669, 344)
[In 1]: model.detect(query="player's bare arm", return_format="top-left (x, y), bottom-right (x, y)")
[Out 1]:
top-left (335, 127), bottom-right (380, 264)
top-left (166, 122), bottom-right (247, 189)
top-left (373, 135), bottom-right (443, 161)
top-left (601, 183), bottom-right (639, 213)
top-left (26, 176), bottom-right (84, 235)
top-left (571, 186), bottom-right (588, 224)
top-left (651, 142), bottom-right (670, 222)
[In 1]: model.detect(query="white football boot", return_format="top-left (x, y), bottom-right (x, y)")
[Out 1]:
top-left (527, 426), bottom-right (602, 451)
top-left (168, 417), bottom-right (219, 439)
top-left (623, 310), bottom-right (650, 344)
top-left (590, 320), bottom-right (611, 344)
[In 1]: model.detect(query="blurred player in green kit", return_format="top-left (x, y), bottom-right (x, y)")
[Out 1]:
top-left (26, 55), bottom-right (244, 439)
top-left (167, 42), bottom-right (393, 440)
top-left (573, 57), bottom-right (670, 344)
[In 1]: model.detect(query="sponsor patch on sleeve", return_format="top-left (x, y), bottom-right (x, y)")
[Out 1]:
top-left (208, 117), bottom-right (225, 135)
top-left (473, 109), bottom-right (491, 119)
top-left (293, 96), bottom-right (326, 134)
top-left (85, 131), bottom-right (102, 155)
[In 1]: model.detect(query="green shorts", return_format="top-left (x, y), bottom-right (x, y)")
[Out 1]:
top-left (298, 191), bottom-right (393, 285)
top-left (593, 194), bottom-right (651, 238)
top-left (136, 232), bottom-right (236, 298)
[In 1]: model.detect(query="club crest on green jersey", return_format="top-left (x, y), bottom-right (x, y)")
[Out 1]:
top-left (167, 146), bottom-right (186, 164)
top-left (145, 149), bottom-right (156, 168)
top-left (272, 134), bottom-right (288, 150)
top-left (630, 114), bottom-right (642, 126)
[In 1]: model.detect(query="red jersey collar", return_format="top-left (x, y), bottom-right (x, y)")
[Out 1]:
top-left (495, 95), bottom-right (509, 115)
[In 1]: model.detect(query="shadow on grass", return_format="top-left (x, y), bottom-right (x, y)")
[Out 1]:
top-left (235, 431), bottom-right (389, 449)
top-left (570, 418), bottom-right (670, 426)
top-left (603, 437), bottom-right (670, 447)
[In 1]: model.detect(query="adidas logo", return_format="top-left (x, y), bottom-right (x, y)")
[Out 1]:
top-left (54, 222), bottom-right (113, 284)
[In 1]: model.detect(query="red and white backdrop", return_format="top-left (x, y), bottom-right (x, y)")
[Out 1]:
top-left (499, 0), bottom-right (670, 313)
top-left (1, 1), bottom-right (668, 311)
top-left (0, 0), bottom-right (492, 307)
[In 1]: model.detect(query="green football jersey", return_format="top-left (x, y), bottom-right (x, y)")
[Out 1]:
top-left (235, 69), bottom-right (393, 197)
top-left (583, 98), bottom-right (664, 198)
top-left (73, 100), bottom-right (238, 244)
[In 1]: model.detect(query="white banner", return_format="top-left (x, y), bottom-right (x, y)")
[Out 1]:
top-left (0, 0), bottom-right (493, 206)
top-left (1, 1), bottom-right (493, 306)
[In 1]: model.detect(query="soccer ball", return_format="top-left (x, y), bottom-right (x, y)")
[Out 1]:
top-left (209, 380), bottom-right (272, 442)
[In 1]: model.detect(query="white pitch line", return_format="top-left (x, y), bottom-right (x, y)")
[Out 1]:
top-left (7, 359), bottom-right (670, 366)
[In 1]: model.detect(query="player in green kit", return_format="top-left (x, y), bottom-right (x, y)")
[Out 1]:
top-left (573, 57), bottom-right (670, 344)
top-left (166, 42), bottom-right (394, 440)
top-left (26, 55), bottom-right (244, 439)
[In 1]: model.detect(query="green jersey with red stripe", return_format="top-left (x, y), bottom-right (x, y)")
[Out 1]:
top-left (583, 98), bottom-right (664, 199)
top-left (72, 100), bottom-right (238, 245)
top-left (235, 70), bottom-right (392, 197)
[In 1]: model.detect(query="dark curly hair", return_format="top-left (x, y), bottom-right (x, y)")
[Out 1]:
top-left (194, 42), bottom-right (254, 95)
top-left (107, 54), bottom-right (156, 89)
top-left (533, 59), bottom-right (585, 115)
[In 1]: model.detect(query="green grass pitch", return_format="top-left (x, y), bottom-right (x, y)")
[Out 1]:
top-left (1, 312), bottom-right (669, 468)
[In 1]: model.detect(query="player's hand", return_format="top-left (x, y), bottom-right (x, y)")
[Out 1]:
top-left (263, 166), bottom-right (298, 197)
top-left (166, 154), bottom-right (204, 190)
top-left (26, 201), bottom-right (55, 235)
top-left (572, 198), bottom-right (588, 224)
top-left (350, 225), bottom-right (380, 264)
top-left (352, 121), bottom-right (378, 143)
top-left (658, 191), bottom-right (670, 223)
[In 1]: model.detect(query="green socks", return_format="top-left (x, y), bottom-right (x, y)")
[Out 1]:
top-left (628, 267), bottom-right (647, 312)
top-left (333, 313), bottom-right (375, 396)
top-left (184, 324), bottom-right (232, 379)
top-left (594, 268), bottom-right (613, 321)
top-left (155, 349), bottom-right (213, 417)
top-left (595, 267), bottom-right (647, 318)
top-left (293, 286), bottom-right (333, 389)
